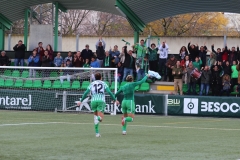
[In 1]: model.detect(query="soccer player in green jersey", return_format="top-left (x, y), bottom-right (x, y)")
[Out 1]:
top-left (115, 74), bottom-right (149, 135)
top-left (77, 73), bottom-right (119, 137)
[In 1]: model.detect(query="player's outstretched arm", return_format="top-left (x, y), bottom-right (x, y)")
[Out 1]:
top-left (78, 88), bottom-right (90, 105)
top-left (132, 75), bottom-right (148, 86)
top-left (106, 87), bottom-right (117, 101)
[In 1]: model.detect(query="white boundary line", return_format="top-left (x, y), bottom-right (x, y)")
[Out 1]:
top-left (0, 122), bottom-right (240, 131)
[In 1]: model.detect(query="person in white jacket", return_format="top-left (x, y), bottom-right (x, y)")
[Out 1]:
top-left (158, 41), bottom-right (169, 81)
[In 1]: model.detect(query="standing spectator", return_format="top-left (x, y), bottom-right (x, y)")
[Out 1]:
top-left (0, 51), bottom-right (10, 66)
top-left (122, 47), bottom-right (135, 81)
top-left (42, 51), bottom-right (51, 67)
top-left (90, 56), bottom-right (100, 68)
top-left (198, 45), bottom-right (207, 67)
top-left (119, 46), bottom-right (126, 64)
top-left (109, 45), bottom-right (120, 66)
top-left (211, 44), bottom-right (222, 62)
top-left (188, 42), bottom-right (199, 61)
top-left (166, 55), bottom-right (177, 82)
top-left (236, 62), bottom-right (240, 95)
top-left (73, 51), bottom-right (84, 67)
top-left (137, 56), bottom-right (149, 81)
top-left (211, 65), bottom-right (222, 96)
top-left (221, 74), bottom-right (231, 96)
top-left (81, 45), bottom-right (93, 63)
top-left (54, 52), bottom-right (63, 67)
top-left (95, 37), bottom-right (106, 67)
top-left (199, 66), bottom-right (211, 96)
top-left (28, 50), bottom-right (40, 77)
top-left (64, 51), bottom-right (73, 65)
top-left (148, 43), bottom-right (158, 72)
top-left (117, 62), bottom-right (124, 82)
top-left (223, 61), bottom-right (231, 77)
top-left (228, 46), bottom-right (237, 66)
top-left (192, 57), bottom-right (202, 71)
top-left (185, 63), bottom-right (197, 95)
top-left (221, 46), bottom-right (228, 63)
top-left (172, 60), bottom-right (183, 95)
top-left (45, 44), bottom-right (53, 61)
top-left (13, 40), bottom-right (26, 66)
top-left (179, 46), bottom-right (188, 60)
top-left (134, 39), bottom-right (147, 59)
top-left (206, 52), bottom-right (216, 67)
top-left (103, 51), bottom-right (114, 83)
top-left (35, 42), bottom-right (45, 61)
top-left (231, 61), bottom-right (238, 91)
top-left (158, 41), bottom-right (169, 81)
top-left (180, 55), bottom-right (190, 83)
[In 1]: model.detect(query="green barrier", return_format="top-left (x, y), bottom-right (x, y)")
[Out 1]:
top-left (168, 95), bottom-right (240, 118)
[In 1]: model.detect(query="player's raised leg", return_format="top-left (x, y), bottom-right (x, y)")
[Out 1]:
top-left (121, 100), bottom-right (135, 135)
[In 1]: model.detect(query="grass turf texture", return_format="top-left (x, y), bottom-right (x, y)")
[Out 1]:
top-left (0, 111), bottom-right (240, 160)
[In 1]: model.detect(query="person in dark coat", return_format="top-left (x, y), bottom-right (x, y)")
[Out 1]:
top-left (199, 66), bottom-right (211, 95)
top-left (13, 40), bottom-right (26, 66)
top-left (188, 42), bottom-right (199, 61)
top-left (0, 51), bottom-right (10, 66)
top-left (122, 46), bottom-right (135, 81)
top-left (211, 64), bottom-right (222, 96)
top-left (95, 37), bottom-right (106, 67)
top-left (81, 44), bottom-right (93, 63)
top-left (211, 44), bottom-right (222, 62)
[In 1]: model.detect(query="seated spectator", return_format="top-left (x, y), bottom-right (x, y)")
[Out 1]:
top-left (28, 50), bottom-right (40, 77)
top-left (0, 51), bottom-right (10, 66)
top-left (45, 44), bottom-right (53, 61)
top-left (73, 51), bottom-right (84, 67)
top-left (90, 56), bottom-right (100, 68)
top-left (179, 46), bottom-right (188, 60)
top-left (54, 52), bottom-right (63, 67)
top-left (166, 55), bottom-right (177, 82)
top-left (172, 60), bottom-right (183, 95)
top-left (193, 56), bottom-right (202, 70)
top-left (221, 74), bottom-right (231, 96)
top-left (83, 59), bottom-right (90, 68)
top-left (64, 51), bottom-right (73, 64)
top-left (185, 63), bottom-right (197, 95)
top-left (60, 59), bottom-right (73, 84)
top-left (199, 66), bottom-right (211, 96)
top-left (42, 51), bottom-right (51, 67)
top-left (109, 45), bottom-right (120, 66)
top-left (82, 45), bottom-right (93, 63)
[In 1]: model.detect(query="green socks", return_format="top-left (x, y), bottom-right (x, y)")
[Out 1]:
top-left (94, 115), bottom-right (101, 134)
top-left (122, 117), bottom-right (133, 131)
top-left (95, 123), bottom-right (99, 134)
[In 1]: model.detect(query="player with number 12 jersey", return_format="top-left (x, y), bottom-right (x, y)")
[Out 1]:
top-left (77, 73), bottom-right (119, 137)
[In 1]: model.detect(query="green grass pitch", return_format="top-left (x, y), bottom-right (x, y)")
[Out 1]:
top-left (0, 111), bottom-right (240, 160)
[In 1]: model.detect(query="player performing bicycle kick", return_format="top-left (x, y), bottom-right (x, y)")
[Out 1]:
top-left (77, 73), bottom-right (119, 137)
top-left (115, 74), bottom-right (152, 135)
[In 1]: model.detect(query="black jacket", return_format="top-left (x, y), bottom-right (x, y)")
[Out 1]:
top-left (41, 56), bottom-right (51, 67)
top-left (81, 49), bottom-right (93, 62)
top-left (223, 64), bottom-right (232, 76)
top-left (123, 47), bottom-right (135, 69)
top-left (211, 46), bottom-right (222, 62)
top-left (13, 44), bottom-right (26, 59)
top-left (0, 55), bottom-right (10, 66)
top-left (211, 65), bottom-right (222, 85)
top-left (188, 43), bottom-right (199, 61)
top-left (199, 46), bottom-right (207, 66)
top-left (103, 55), bottom-right (114, 68)
top-left (96, 46), bottom-right (105, 60)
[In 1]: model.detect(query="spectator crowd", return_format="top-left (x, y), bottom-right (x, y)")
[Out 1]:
top-left (1, 38), bottom-right (240, 97)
